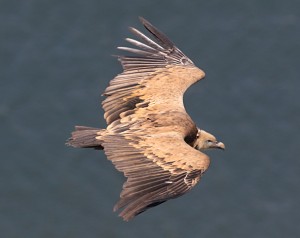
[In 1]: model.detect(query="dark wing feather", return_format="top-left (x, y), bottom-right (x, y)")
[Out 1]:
top-left (118, 17), bottom-right (194, 71)
top-left (102, 18), bottom-right (205, 126)
top-left (101, 131), bottom-right (210, 221)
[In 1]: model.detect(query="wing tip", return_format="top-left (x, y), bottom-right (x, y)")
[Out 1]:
top-left (138, 16), bottom-right (147, 25)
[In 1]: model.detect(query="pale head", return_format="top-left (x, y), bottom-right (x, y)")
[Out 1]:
top-left (194, 129), bottom-right (225, 151)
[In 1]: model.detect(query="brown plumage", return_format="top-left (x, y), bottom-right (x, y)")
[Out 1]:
top-left (67, 17), bottom-right (225, 221)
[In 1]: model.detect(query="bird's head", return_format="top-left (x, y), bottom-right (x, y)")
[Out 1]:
top-left (194, 129), bottom-right (225, 151)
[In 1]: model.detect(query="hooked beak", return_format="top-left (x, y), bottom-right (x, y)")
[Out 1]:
top-left (214, 141), bottom-right (225, 150)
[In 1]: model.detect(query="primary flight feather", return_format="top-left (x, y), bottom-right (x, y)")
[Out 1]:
top-left (67, 17), bottom-right (225, 221)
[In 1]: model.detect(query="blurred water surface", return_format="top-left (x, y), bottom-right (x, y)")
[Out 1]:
top-left (1, 0), bottom-right (300, 237)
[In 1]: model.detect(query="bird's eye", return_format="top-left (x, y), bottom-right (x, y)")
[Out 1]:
top-left (207, 140), bottom-right (212, 143)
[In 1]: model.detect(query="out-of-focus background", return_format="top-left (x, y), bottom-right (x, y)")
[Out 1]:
top-left (1, 0), bottom-right (299, 237)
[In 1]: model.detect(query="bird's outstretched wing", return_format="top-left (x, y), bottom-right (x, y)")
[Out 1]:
top-left (102, 17), bottom-right (205, 126)
top-left (100, 128), bottom-right (210, 221)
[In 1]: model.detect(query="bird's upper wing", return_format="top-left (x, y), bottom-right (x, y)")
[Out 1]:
top-left (100, 126), bottom-right (210, 221)
top-left (102, 17), bottom-right (205, 126)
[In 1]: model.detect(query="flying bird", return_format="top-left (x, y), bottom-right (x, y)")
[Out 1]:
top-left (67, 17), bottom-right (225, 221)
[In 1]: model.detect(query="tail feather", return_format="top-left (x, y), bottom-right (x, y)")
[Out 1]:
top-left (66, 126), bottom-right (104, 150)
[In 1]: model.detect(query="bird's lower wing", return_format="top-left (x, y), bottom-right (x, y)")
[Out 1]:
top-left (101, 131), bottom-right (210, 221)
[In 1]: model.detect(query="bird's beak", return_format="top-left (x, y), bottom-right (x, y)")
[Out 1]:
top-left (214, 141), bottom-right (225, 150)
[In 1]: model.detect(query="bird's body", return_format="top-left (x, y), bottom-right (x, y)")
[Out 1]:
top-left (67, 17), bottom-right (224, 221)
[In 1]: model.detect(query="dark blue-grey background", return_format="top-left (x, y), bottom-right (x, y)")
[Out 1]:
top-left (1, 0), bottom-right (299, 237)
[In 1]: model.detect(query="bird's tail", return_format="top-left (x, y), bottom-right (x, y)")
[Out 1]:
top-left (66, 126), bottom-right (104, 150)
